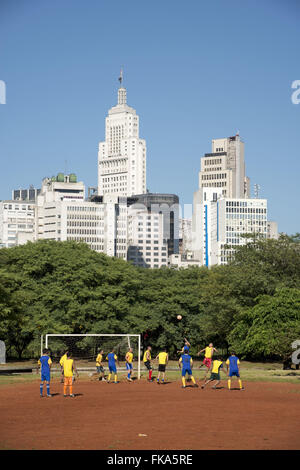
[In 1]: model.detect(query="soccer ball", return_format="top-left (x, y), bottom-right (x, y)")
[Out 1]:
top-left (177, 315), bottom-right (182, 320)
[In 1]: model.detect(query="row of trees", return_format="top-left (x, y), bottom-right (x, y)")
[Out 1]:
top-left (0, 234), bottom-right (299, 361)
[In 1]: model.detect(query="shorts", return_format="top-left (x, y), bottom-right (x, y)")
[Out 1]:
top-left (182, 368), bottom-right (192, 377)
top-left (41, 373), bottom-right (50, 382)
top-left (96, 366), bottom-right (104, 373)
top-left (229, 371), bottom-right (240, 377)
top-left (144, 361), bottom-right (152, 370)
top-left (203, 357), bottom-right (212, 368)
top-left (64, 376), bottom-right (73, 386)
top-left (126, 363), bottom-right (133, 370)
top-left (210, 372), bottom-right (220, 381)
top-left (158, 364), bottom-right (166, 372)
top-left (109, 366), bottom-right (117, 374)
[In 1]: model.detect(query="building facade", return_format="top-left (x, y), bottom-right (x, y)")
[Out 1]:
top-left (192, 187), bottom-right (268, 266)
top-left (198, 134), bottom-right (250, 199)
top-left (0, 200), bottom-right (35, 248)
top-left (98, 81), bottom-right (146, 198)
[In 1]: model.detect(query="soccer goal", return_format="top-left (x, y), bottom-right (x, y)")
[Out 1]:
top-left (43, 333), bottom-right (142, 379)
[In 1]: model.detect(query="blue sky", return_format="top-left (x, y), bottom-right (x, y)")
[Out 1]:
top-left (0, 0), bottom-right (299, 234)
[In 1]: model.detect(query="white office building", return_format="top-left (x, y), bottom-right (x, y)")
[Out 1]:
top-left (0, 200), bottom-right (35, 248)
top-left (192, 188), bottom-right (222, 266)
top-left (127, 207), bottom-right (168, 268)
top-left (217, 197), bottom-right (268, 265)
top-left (192, 187), bottom-right (268, 266)
top-left (98, 77), bottom-right (146, 198)
top-left (267, 220), bottom-right (279, 240)
top-left (179, 218), bottom-right (193, 255)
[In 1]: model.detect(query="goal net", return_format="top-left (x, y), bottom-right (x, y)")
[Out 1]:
top-left (43, 334), bottom-right (142, 379)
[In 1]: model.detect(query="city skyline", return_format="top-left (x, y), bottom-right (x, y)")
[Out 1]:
top-left (0, 0), bottom-right (299, 234)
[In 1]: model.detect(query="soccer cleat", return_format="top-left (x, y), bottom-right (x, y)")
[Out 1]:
top-left (70, 394), bottom-right (75, 397)
top-left (64, 394), bottom-right (67, 397)
top-left (240, 387), bottom-right (245, 391)
top-left (201, 385), bottom-right (205, 389)
top-left (182, 386), bottom-right (186, 388)
top-left (46, 394), bottom-right (52, 398)
top-left (40, 395), bottom-right (43, 398)
top-left (193, 384), bottom-right (199, 388)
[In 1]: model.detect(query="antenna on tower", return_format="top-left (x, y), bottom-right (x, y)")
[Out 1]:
top-left (118, 67), bottom-right (123, 87)
top-left (254, 183), bottom-right (261, 199)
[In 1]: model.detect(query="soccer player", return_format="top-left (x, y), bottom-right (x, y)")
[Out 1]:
top-left (96, 348), bottom-right (106, 381)
top-left (179, 351), bottom-right (198, 388)
top-left (125, 347), bottom-right (134, 382)
top-left (197, 343), bottom-right (218, 379)
top-left (37, 348), bottom-right (52, 398)
top-left (106, 348), bottom-right (119, 384)
top-left (177, 338), bottom-right (191, 355)
top-left (59, 350), bottom-right (68, 384)
top-left (226, 352), bottom-right (244, 391)
top-left (143, 345), bottom-right (153, 381)
top-left (156, 348), bottom-right (168, 384)
top-left (63, 352), bottom-right (79, 397)
top-left (201, 356), bottom-right (227, 389)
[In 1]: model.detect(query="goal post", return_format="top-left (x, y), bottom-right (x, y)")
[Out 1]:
top-left (44, 333), bottom-right (142, 379)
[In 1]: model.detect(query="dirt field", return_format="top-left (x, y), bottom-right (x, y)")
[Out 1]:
top-left (0, 378), bottom-right (300, 450)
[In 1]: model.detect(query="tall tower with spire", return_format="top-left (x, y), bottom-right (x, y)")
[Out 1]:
top-left (98, 71), bottom-right (147, 197)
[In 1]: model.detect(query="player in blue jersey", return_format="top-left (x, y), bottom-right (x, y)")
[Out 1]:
top-left (37, 349), bottom-right (52, 397)
top-left (226, 352), bottom-right (244, 390)
top-left (177, 338), bottom-right (191, 355)
top-left (179, 351), bottom-right (198, 388)
top-left (106, 348), bottom-right (119, 384)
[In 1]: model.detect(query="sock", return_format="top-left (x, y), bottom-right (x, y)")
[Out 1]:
top-left (149, 370), bottom-right (152, 380)
top-left (182, 377), bottom-right (186, 387)
top-left (157, 377), bottom-right (159, 382)
top-left (114, 375), bottom-right (117, 383)
top-left (70, 385), bottom-right (73, 395)
top-left (127, 372), bottom-right (130, 379)
top-left (228, 379), bottom-right (231, 390)
top-left (40, 383), bottom-right (43, 395)
top-left (108, 374), bottom-right (111, 382)
top-left (46, 384), bottom-right (50, 395)
top-left (191, 376), bottom-right (196, 384)
top-left (239, 379), bottom-right (242, 389)
top-left (64, 386), bottom-right (67, 395)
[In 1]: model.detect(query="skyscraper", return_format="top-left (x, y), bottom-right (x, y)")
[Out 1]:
top-left (192, 135), bottom-right (268, 266)
top-left (198, 134), bottom-right (249, 199)
top-left (98, 72), bottom-right (147, 197)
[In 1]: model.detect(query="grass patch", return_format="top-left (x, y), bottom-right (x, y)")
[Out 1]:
top-left (1, 360), bottom-right (300, 387)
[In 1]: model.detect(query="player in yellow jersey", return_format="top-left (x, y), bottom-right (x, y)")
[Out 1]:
top-left (59, 350), bottom-right (68, 384)
top-left (94, 348), bottom-right (106, 381)
top-left (155, 348), bottom-right (168, 384)
top-left (125, 347), bottom-right (134, 382)
top-left (197, 343), bottom-right (218, 380)
top-left (143, 346), bottom-right (153, 381)
top-left (63, 352), bottom-right (79, 397)
top-left (201, 356), bottom-right (227, 390)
